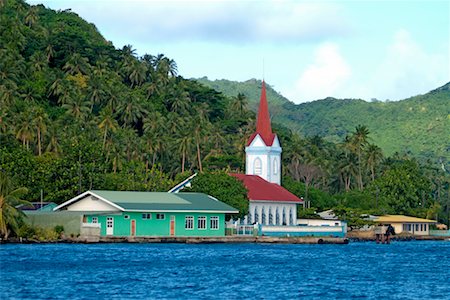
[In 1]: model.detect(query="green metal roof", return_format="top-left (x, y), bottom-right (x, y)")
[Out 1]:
top-left (90, 190), bottom-right (238, 213)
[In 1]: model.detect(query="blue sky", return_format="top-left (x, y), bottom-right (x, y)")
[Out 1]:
top-left (28, 0), bottom-right (449, 103)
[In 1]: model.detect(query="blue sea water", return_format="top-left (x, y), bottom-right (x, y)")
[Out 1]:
top-left (1, 241), bottom-right (450, 299)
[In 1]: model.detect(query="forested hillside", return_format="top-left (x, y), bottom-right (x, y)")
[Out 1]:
top-left (1, 0), bottom-right (449, 230)
top-left (197, 78), bottom-right (450, 164)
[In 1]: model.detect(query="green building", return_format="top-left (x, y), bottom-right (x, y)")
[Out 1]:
top-left (53, 190), bottom-right (238, 237)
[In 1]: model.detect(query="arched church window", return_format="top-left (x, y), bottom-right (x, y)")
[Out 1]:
top-left (269, 208), bottom-right (273, 225)
top-left (254, 208), bottom-right (259, 224)
top-left (254, 157), bottom-right (262, 175)
top-left (273, 158), bottom-right (278, 175)
top-left (276, 208), bottom-right (280, 225)
top-left (282, 208), bottom-right (286, 225)
top-left (247, 212), bottom-right (252, 225)
top-left (289, 208), bottom-right (293, 225)
top-left (261, 207), bottom-right (266, 225)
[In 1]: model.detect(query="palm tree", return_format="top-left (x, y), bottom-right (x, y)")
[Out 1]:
top-left (63, 53), bottom-right (90, 75)
top-left (15, 110), bottom-right (34, 149)
top-left (127, 60), bottom-right (147, 88)
top-left (30, 52), bottom-right (47, 72)
top-left (121, 44), bottom-right (137, 58)
top-left (62, 97), bottom-right (90, 121)
top-left (230, 93), bottom-right (248, 117)
top-left (193, 116), bottom-right (209, 172)
top-left (117, 98), bottom-right (147, 127)
top-left (32, 107), bottom-right (48, 156)
top-left (0, 171), bottom-right (29, 240)
top-left (177, 133), bottom-right (193, 173)
top-left (87, 76), bottom-right (106, 111)
top-left (350, 125), bottom-right (370, 190)
top-left (24, 6), bottom-right (39, 27)
top-left (45, 126), bottom-right (62, 155)
top-left (365, 143), bottom-right (383, 181)
top-left (98, 107), bottom-right (118, 150)
top-left (168, 87), bottom-right (191, 114)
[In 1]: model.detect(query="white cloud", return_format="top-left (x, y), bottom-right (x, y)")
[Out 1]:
top-left (365, 29), bottom-right (448, 100)
top-left (285, 43), bottom-right (352, 102)
top-left (29, 0), bottom-right (350, 44)
top-left (284, 29), bottom-right (448, 103)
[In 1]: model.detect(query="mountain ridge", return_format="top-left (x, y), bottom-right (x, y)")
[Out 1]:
top-left (196, 77), bottom-right (450, 161)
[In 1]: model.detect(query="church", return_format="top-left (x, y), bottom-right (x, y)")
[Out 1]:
top-left (231, 81), bottom-right (303, 225)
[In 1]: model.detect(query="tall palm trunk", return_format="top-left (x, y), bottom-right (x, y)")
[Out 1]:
top-left (102, 128), bottom-right (108, 150)
top-left (196, 140), bottom-right (202, 173)
top-left (37, 127), bottom-right (41, 156)
top-left (357, 148), bottom-right (363, 190)
top-left (181, 151), bottom-right (186, 173)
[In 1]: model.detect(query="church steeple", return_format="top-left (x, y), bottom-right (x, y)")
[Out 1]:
top-left (247, 81), bottom-right (276, 146)
top-left (245, 80), bottom-right (282, 185)
top-left (255, 81), bottom-right (274, 145)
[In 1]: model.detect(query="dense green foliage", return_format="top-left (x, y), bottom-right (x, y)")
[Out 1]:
top-left (0, 0), bottom-right (254, 202)
top-left (187, 172), bottom-right (249, 218)
top-left (1, 0), bottom-right (448, 227)
top-left (198, 78), bottom-right (450, 165)
top-left (0, 170), bottom-right (29, 239)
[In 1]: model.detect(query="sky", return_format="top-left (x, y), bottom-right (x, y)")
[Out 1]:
top-left (28, 0), bottom-right (450, 103)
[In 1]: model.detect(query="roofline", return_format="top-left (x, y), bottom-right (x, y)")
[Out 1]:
top-left (376, 219), bottom-right (437, 223)
top-left (250, 199), bottom-right (303, 203)
top-left (121, 209), bottom-right (239, 214)
top-left (53, 191), bottom-right (125, 212)
top-left (167, 173), bottom-right (198, 193)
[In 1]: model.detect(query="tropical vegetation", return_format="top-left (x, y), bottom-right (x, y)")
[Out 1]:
top-left (0, 0), bottom-right (448, 237)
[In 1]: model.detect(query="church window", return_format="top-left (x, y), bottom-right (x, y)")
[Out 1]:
top-left (261, 207), bottom-right (266, 225)
top-left (282, 208), bottom-right (286, 225)
top-left (247, 212), bottom-right (252, 225)
top-left (289, 208), bottom-right (294, 225)
top-left (269, 208), bottom-right (273, 225)
top-left (273, 158), bottom-right (278, 175)
top-left (275, 208), bottom-right (280, 225)
top-left (254, 157), bottom-right (262, 175)
top-left (254, 208), bottom-right (259, 224)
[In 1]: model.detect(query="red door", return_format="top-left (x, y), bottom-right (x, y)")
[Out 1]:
top-left (131, 219), bottom-right (136, 236)
top-left (170, 216), bottom-right (175, 236)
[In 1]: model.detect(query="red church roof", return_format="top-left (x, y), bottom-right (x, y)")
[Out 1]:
top-left (231, 174), bottom-right (303, 203)
top-left (247, 81), bottom-right (277, 146)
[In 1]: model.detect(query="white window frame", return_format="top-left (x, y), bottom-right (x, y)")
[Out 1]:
top-left (210, 216), bottom-right (219, 230)
top-left (185, 216), bottom-right (194, 230)
top-left (273, 158), bottom-right (278, 175)
top-left (198, 216), bottom-right (206, 230)
top-left (92, 217), bottom-right (98, 224)
top-left (254, 157), bottom-right (262, 175)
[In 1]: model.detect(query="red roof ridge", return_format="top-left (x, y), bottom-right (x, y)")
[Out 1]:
top-left (230, 174), bottom-right (303, 203)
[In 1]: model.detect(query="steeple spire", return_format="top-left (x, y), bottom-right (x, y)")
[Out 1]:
top-left (253, 81), bottom-right (274, 145)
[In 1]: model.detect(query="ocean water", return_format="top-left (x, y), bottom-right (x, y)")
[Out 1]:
top-left (1, 241), bottom-right (450, 299)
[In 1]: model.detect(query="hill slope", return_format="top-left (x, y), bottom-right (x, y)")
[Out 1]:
top-left (197, 78), bottom-right (450, 161)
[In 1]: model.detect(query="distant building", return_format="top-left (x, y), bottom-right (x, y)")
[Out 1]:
top-left (231, 81), bottom-right (303, 225)
top-left (53, 190), bottom-right (238, 237)
top-left (374, 215), bottom-right (437, 236)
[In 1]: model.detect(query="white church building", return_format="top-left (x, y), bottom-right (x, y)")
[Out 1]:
top-left (231, 81), bottom-right (303, 225)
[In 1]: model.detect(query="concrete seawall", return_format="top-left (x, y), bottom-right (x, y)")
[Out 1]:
top-left (84, 236), bottom-right (350, 244)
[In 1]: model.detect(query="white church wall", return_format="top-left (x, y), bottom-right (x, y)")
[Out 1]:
top-left (248, 202), bottom-right (297, 225)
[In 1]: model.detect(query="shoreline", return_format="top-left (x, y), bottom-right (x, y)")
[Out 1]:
top-left (2, 236), bottom-right (349, 244)
top-left (2, 234), bottom-right (449, 244)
